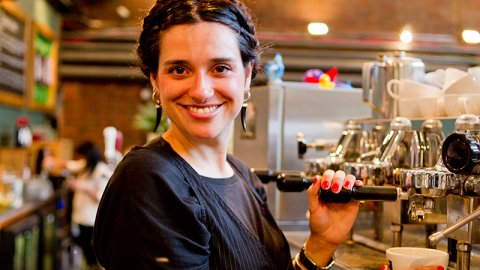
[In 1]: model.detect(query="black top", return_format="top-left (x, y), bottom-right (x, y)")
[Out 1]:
top-left (93, 137), bottom-right (292, 269)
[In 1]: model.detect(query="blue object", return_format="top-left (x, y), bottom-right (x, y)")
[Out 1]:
top-left (264, 53), bottom-right (285, 84)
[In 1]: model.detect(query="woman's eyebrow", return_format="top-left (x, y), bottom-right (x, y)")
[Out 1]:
top-left (210, 57), bottom-right (236, 64)
top-left (163, 59), bottom-right (190, 66)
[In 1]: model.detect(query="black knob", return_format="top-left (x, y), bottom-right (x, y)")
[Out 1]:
top-left (442, 133), bottom-right (480, 174)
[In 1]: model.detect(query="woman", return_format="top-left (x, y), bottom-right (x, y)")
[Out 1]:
top-left (68, 141), bottom-right (112, 269)
top-left (45, 141), bottom-right (111, 269)
top-left (93, 1), bottom-right (429, 269)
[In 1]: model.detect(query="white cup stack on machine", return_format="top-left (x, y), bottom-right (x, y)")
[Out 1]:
top-left (390, 66), bottom-right (480, 119)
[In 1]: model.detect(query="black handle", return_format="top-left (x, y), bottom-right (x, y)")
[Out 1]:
top-left (251, 169), bottom-right (279, 184)
top-left (277, 173), bottom-right (312, 192)
top-left (319, 186), bottom-right (399, 203)
top-left (252, 169), bottom-right (399, 203)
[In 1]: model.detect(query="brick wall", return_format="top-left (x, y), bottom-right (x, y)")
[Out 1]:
top-left (59, 79), bottom-right (148, 154)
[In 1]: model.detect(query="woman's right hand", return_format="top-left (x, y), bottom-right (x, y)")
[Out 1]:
top-left (302, 170), bottom-right (363, 266)
top-left (306, 170), bottom-right (363, 245)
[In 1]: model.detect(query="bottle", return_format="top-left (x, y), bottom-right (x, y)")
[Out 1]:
top-left (15, 116), bottom-right (32, 148)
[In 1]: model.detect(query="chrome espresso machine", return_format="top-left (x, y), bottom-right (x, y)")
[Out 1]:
top-left (234, 52), bottom-right (479, 269)
top-left (254, 115), bottom-right (480, 269)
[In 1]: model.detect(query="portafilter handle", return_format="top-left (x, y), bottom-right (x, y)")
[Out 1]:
top-left (251, 169), bottom-right (407, 203)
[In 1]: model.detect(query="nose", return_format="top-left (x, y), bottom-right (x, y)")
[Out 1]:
top-left (189, 71), bottom-right (214, 103)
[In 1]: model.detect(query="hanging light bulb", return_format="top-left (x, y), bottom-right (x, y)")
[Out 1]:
top-left (308, 22), bottom-right (329, 36)
top-left (462, 30), bottom-right (480, 44)
top-left (400, 24), bottom-right (413, 43)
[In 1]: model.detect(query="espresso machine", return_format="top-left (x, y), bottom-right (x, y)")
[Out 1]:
top-left (343, 117), bottom-right (447, 244)
top-left (381, 114), bottom-right (480, 269)
top-left (425, 114), bottom-right (480, 269)
top-left (254, 115), bottom-right (480, 269)
top-left (299, 119), bottom-right (386, 177)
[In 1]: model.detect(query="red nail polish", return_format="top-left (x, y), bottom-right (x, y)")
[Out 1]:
top-left (321, 181), bottom-right (330, 189)
top-left (437, 267), bottom-right (444, 270)
top-left (343, 181), bottom-right (350, 189)
top-left (331, 183), bottom-right (340, 193)
top-left (313, 177), bottom-right (318, 186)
top-left (380, 265), bottom-right (389, 270)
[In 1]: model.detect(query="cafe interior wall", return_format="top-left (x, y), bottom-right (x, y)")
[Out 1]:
top-left (57, 0), bottom-right (480, 151)
top-left (0, 0), bottom-right (60, 147)
top-left (3, 0), bottom-right (480, 151)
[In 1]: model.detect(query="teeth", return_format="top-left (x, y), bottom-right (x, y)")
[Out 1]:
top-left (188, 106), bottom-right (217, 114)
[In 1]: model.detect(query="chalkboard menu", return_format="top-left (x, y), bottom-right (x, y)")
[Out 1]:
top-left (0, 3), bottom-right (29, 107)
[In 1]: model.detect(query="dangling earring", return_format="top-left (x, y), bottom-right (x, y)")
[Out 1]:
top-left (152, 90), bottom-right (162, 132)
top-left (241, 90), bottom-right (251, 132)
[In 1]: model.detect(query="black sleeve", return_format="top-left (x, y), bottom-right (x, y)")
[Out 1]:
top-left (93, 148), bottom-right (211, 269)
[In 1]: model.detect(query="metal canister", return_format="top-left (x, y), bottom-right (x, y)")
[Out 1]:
top-left (362, 51), bottom-right (425, 119)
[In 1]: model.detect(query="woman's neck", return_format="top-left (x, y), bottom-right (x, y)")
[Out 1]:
top-left (162, 130), bottom-right (233, 178)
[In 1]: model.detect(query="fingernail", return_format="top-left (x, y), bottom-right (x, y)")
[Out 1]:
top-left (321, 180), bottom-right (330, 189)
top-left (343, 181), bottom-right (350, 189)
top-left (437, 267), bottom-right (444, 270)
top-left (380, 265), bottom-right (389, 270)
top-left (313, 176), bottom-right (318, 186)
top-left (331, 183), bottom-right (340, 193)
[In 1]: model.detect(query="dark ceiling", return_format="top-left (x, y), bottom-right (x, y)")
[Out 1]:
top-left (47, 0), bottom-right (155, 29)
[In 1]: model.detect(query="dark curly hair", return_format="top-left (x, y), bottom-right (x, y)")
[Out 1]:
top-left (136, 0), bottom-right (260, 79)
top-left (75, 141), bottom-right (102, 175)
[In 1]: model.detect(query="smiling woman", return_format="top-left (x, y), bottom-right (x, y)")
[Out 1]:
top-left (93, 1), bottom-right (363, 269)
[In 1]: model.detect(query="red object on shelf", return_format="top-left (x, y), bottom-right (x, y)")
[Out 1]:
top-left (326, 66), bottom-right (338, 82)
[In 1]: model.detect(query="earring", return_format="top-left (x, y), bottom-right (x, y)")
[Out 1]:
top-left (241, 90), bottom-right (251, 132)
top-left (152, 90), bottom-right (162, 132)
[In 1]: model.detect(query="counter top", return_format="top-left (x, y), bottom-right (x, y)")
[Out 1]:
top-left (0, 192), bottom-right (59, 229)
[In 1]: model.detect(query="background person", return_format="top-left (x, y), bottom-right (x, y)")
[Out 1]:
top-left (45, 141), bottom-right (111, 270)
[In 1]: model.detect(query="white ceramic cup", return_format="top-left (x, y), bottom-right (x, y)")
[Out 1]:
top-left (398, 98), bottom-right (421, 119)
top-left (464, 93), bottom-right (480, 115)
top-left (444, 94), bottom-right (469, 117)
top-left (386, 247), bottom-right (449, 270)
top-left (419, 97), bottom-right (446, 118)
top-left (387, 79), bottom-right (442, 100)
top-left (443, 67), bottom-right (468, 90)
top-left (468, 66), bottom-right (480, 77)
top-left (444, 73), bottom-right (480, 94)
top-left (424, 69), bottom-right (445, 88)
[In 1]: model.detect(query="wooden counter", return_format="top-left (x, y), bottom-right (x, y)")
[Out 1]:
top-left (0, 194), bottom-right (57, 229)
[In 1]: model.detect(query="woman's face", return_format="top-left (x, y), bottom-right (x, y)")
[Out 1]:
top-left (151, 22), bottom-right (252, 142)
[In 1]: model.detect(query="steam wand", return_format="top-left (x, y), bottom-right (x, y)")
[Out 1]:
top-left (428, 207), bottom-right (480, 247)
top-left (252, 169), bottom-right (409, 203)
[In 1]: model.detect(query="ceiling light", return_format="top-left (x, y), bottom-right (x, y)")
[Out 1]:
top-left (116, 5), bottom-right (131, 20)
top-left (462, 30), bottom-right (480, 44)
top-left (400, 24), bottom-right (413, 43)
top-left (400, 30), bottom-right (413, 43)
top-left (308, 22), bottom-right (329, 36)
